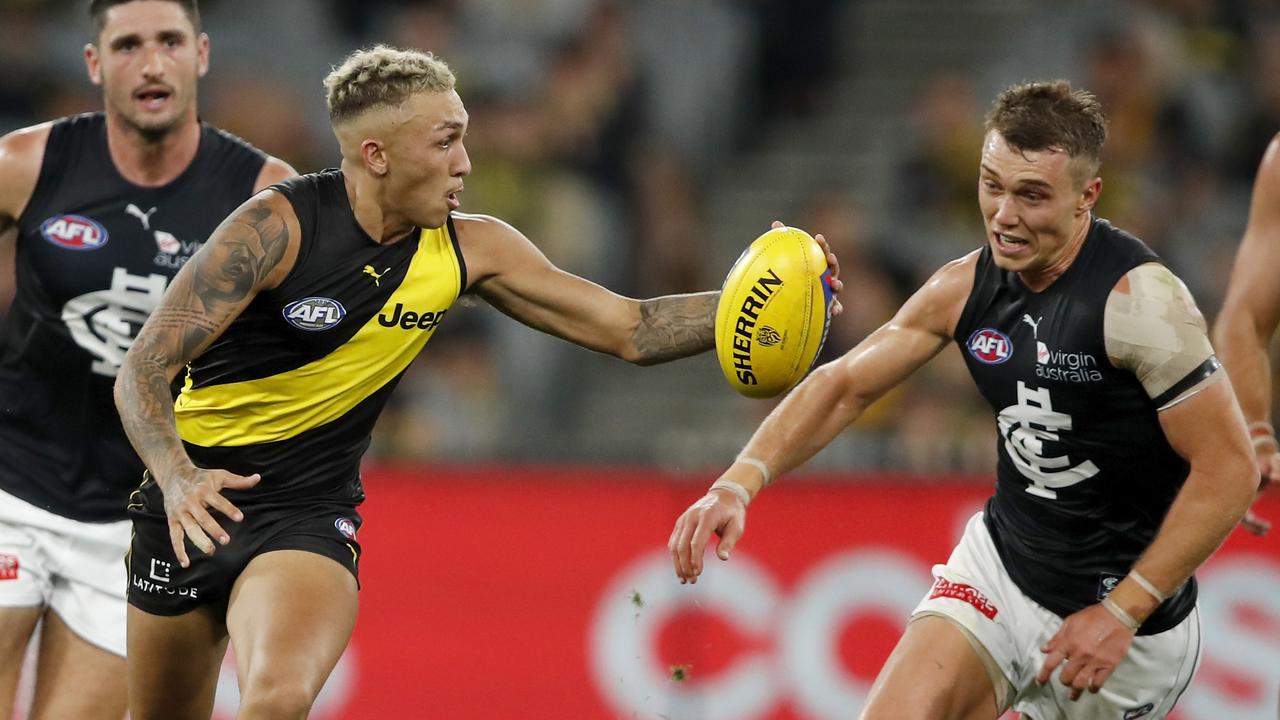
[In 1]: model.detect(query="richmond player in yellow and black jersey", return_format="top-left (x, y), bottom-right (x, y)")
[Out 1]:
top-left (112, 46), bottom-right (844, 719)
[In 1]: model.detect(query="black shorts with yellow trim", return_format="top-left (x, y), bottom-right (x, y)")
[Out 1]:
top-left (126, 473), bottom-right (362, 616)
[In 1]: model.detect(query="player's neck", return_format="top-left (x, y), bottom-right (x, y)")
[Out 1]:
top-left (342, 165), bottom-right (415, 245)
top-left (104, 109), bottom-right (201, 188)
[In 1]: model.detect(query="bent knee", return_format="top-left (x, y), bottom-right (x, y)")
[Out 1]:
top-left (237, 677), bottom-right (322, 720)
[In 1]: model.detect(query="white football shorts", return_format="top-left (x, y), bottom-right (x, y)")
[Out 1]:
top-left (0, 488), bottom-right (129, 656)
top-left (911, 512), bottom-right (1200, 720)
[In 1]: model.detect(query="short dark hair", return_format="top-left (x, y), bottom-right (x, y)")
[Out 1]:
top-left (88, 0), bottom-right (201, 38)
top-left (985, 80), bottom-right (1108, 181)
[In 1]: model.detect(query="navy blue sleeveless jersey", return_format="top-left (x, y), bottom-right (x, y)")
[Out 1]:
top-left (1, 113), bottom-right (266, 521)
top-left (955, 218), bottom-right (1205, 634)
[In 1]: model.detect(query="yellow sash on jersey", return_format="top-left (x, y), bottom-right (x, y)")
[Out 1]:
top-left (175, 226), bottom-right (460, 447)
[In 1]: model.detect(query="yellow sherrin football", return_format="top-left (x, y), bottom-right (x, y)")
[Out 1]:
top-left (715, 226), bottom-right (833, 398)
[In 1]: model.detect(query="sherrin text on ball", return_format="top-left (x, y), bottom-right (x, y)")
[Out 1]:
top-left (715, 226), bottom-right (833, 398)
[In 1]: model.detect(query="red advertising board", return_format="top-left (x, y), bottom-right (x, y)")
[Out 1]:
top-left (221, 465), bottom-right (1279, 720)
top-left (15, 465), bottom-right (1277, 718)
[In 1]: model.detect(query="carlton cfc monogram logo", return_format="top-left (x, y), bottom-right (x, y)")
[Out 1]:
top-left (967, 328), bottom-right (1012, 364)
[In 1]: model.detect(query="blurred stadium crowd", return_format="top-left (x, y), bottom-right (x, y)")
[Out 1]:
top-left (1, 0), bottom-right (1278, 476)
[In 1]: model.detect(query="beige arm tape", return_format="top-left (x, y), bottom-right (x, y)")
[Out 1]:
top-left (1104, 263), bottom-right (1220, 410)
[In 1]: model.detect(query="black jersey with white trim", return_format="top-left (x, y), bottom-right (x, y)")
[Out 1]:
top-left (0, 113), bottom-right (265, 521)
top-left (954, 218), bottom-right (1197, 634)
top-left (175, 169), bottom-right (465, 508)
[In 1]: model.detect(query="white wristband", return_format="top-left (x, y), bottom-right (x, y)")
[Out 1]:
top-left (1248, 420), bottom-right (1275, 435)
top-left (1128, 569), bottom-right (1170, 603)
top-left (1102, 597), bottom-right (1141, 631)
top-left (710, 479), bottom-right (751, 507)
top-left (735, 457), bottom-right (772, 487)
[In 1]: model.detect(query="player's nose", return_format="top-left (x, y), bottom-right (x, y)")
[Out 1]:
top-left (140, 44), bottom-right (167, 78)
top-left (992, 195), bottom-right (1019, 227)
top-left (454, 144), bottom-right (472, 177)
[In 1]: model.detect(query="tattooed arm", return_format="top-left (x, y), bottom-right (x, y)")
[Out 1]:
top-left (457, 215), bottom-right (843, 365)
top-left (115, 191), bottom-right (299, 566)
top-left (453, 213), bottom-right (719, 364)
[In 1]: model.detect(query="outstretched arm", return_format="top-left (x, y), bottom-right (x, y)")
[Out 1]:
top-left (115, 190), bottom-right (299, 565)
top-left (1213, 135), bottom-right (1280, 532)
top-left (457, 215), bottom-right (841, 365)
top-left (669, 251), bottom-right (976, 583)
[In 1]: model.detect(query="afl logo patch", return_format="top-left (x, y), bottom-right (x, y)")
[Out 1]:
top-left (1124, 703), bottom-right (1154, 720)
top-left (334, 517), bottom-right (357, 540)
top-left (283, 297), bottom-right (346, 331)
top-left (40, 214), bottom-right (108, 250)
top-left (967, 328), bottom-right (1012, 364)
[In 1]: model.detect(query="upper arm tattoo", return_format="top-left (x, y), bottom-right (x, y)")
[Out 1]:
top-left (115, 196), bottom-right (291, 479)
top-left (152, 200), bottom-right (291, 364)
top-left (632, 292), bottom-right (718, 365)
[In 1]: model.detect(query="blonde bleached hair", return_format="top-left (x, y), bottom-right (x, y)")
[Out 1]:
top-left (324, 45), bottom-right (456, 124)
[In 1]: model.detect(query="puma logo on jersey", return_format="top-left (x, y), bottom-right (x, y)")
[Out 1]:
top-left (1021, 314), bottom-right (1042, 339)
top-left (126, 204), bottom-right (158, 230)
top-left (378, 303), bottom-right (447, 331)
top-left (363, 265), bottom-right (391, 286)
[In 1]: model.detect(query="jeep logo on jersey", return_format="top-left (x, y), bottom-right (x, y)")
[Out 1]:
top-left (967, 328), bottom-right (1012, 364)
top-left (377, 303), bottom-right (447, 332)
top-left (335, 517), bottom-right (357, 540)
top-left (283, 297), bottom-right (346, 331)
top-left (40, 214), bottom-right (108, 250)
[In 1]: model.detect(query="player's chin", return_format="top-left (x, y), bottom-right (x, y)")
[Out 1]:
top-left (418, 208), bottom-right (450, 230)
top-left (988, 250), bottom-right (1030, 273)
top-left (129, 113), bottom-right (182, 138)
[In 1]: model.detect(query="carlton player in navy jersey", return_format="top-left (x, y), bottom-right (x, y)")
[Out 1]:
top-left (670, 81), bottom-right (1257, 720)
top-left (112, 46), bottom-right (842, 720)
top-left (0, 1), bottom-right (293, 717)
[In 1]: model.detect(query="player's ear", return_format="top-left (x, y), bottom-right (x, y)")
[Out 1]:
top-left (85, 43), bottom-right (103, 86)
top-left (196, 33), bottom-right (209, 78)
top-left (1077, 176), bottom-right (1102, 215)
top-left (362, 138), bottom-right (389, 176)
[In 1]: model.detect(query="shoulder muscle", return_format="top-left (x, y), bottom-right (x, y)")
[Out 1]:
top-left (896, 249), bottom-right (980, 339)
top-left (252, 156), bottom-right (299, 193)
top-left (450, 212), bottom-right (548, 291)
top-left (0, 122), bottom-right (53, 223)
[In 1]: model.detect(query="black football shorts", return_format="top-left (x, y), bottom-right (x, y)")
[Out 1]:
top-left (126, 472), bottom-right (362, 616)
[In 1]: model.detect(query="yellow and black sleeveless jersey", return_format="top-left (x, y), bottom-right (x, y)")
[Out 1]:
top-left (175, 169), bottom-right (464, 506)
